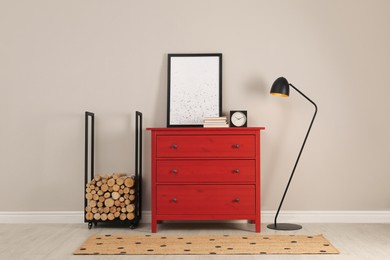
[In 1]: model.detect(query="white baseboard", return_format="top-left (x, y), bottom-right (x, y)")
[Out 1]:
top-left (0, 211), bottom-right (389, 224)
top-left (261, 211), bottom-right (390, 224)
top-left (0, 211), bottom-right (83, 223)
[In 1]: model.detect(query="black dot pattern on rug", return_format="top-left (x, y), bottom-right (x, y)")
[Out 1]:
top-left (74, 234), bottom-right (338, 255)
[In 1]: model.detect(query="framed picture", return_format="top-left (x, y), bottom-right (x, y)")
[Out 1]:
top-left (167, 53), bottom-right (222, 127)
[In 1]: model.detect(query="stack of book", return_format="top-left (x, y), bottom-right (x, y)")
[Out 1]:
top-left (203, 116), bottom-right (229, 128)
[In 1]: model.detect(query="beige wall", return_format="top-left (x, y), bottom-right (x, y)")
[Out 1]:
top-left (1, 0), bottom-right (389, 212)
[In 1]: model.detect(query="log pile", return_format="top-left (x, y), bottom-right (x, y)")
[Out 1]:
top-left (85, 173), bottom-right (136, 222)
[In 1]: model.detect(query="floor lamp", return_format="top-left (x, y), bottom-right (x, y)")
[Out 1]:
top-left (267, 77), bottom-right (318, 231)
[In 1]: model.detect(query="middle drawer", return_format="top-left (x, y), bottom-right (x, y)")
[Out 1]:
top-left (157, 160), bottom-right (256, 183)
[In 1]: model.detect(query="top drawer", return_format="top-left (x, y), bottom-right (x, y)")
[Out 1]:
top-left (156, 135), bottom-right (255, 158)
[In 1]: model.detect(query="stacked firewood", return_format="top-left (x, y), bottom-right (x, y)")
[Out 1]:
top-left (85, 173), bottom-right (136, 222)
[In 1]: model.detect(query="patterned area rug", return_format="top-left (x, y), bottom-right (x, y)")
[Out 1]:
top-left (74, 234), bottom-right (339, 255)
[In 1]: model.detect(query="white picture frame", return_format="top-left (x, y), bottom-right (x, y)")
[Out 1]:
top-left (167, 53), bottom-right (222, 127)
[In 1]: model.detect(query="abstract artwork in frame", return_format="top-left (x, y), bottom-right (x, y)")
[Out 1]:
top-left (167, 53), bottom-right (222, 127)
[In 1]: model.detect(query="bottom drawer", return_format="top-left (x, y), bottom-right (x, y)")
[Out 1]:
top-left (156, 185), bottom-right (255, 215)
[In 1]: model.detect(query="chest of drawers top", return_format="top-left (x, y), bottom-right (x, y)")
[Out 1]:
top-left (147, 127), bottom-right (265, 132)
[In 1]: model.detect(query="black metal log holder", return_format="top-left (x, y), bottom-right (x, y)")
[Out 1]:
top-left (84, 111), bottom-right (143, 229)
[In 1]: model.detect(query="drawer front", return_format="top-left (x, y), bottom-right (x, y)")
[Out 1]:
top-left (156, 135), bottom-right (255, 158)
top-left (157, 160), bottom-right (255, 183)
top-left (157, 185), bottom-right (255, 215)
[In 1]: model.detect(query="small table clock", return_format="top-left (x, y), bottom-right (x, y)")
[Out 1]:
top-left (229, 110), bottom-right (247, 127)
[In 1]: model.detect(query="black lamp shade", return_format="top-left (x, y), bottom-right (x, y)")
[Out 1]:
top-left (270, 77), bottom-right (289, 97)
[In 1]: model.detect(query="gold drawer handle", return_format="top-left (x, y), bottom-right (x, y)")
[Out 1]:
top-left (171, 144), bottom-right (178, 149)
top-left (171, 169), bottom-right (178, 174)
top-left (171, 198), bottom-right (177, 203)
top-left (234, 169), bottom-right (240, 174)
top-left (234, 198), bottom-right (240, 203)
top-left (233, 144), bottom-right (240, 149)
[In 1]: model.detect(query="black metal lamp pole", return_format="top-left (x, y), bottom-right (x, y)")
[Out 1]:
top-left (267, 77), bottom-right (318, 231)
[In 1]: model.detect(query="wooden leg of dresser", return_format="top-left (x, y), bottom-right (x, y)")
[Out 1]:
top-left (151, 216), bottom-right (157, 233)
top-left (151, 221), bottom-right (157, 233)
top-left (256, 222), bottom-right (260, 232)
top-left (254, 214), bottom-right (261, 233)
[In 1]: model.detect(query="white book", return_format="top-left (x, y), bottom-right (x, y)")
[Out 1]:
top-left (203, 116), bottom-right (227, 121)
top-left (204, 122), bottom-right (227, 125)
top-left (203, 124), bottom-right (229, 128)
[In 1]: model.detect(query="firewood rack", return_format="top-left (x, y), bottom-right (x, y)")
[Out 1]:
top-left (84, 111), bottom-right (143, 229)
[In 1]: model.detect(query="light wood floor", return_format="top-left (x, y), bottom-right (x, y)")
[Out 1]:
top-left (0, 222), bottom-right (389, 259)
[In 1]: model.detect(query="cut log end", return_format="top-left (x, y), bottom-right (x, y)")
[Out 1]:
top-left (124, 177), bottom-right (134, 188)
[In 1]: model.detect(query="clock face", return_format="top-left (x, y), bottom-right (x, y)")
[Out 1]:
top-left (230, 111), bottom-right (247, 127)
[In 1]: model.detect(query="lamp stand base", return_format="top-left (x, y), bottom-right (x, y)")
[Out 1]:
top-left (267, 223), bottom-right (302, 230)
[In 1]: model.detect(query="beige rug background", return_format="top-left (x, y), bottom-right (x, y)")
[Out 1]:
top-left (74, 234), bottom-right (339, 255)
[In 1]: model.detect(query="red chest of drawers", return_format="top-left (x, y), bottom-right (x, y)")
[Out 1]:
top-left (147, 127), bottom-right (265, 232)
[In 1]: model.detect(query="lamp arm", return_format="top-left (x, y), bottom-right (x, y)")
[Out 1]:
top-left (273, 83), bottom-right (318, 226)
